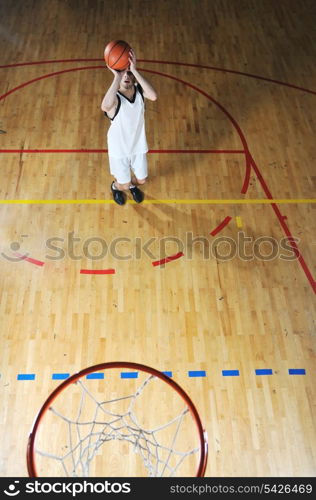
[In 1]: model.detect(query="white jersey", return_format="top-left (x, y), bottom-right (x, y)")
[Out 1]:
top-left (106, 84), bottom-right (148, 159)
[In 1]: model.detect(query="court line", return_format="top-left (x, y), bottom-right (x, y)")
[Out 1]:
top-left (210, 216), bottom-right (232, 236)
top-left (80, 269), bottom-right (115, 275)
top-left (0, 149), bottom-right (244, 154)
top-left (222, 370), bottom-right (240, 376)
top-left (86, 373), bottom-right (104, 379)
top-left (121, 372), bottom-right (138, 379)
top-left (11, 368), bottom-right (307, 381)
top-left (0, 199), bottom-right (314, 204)
top-left (52, 371), bottom-right (173, 379)
top-left (17, 374), bottom-right (35, 380)
top-left (1, 57), bottom-right (315, 96)
top-left (289, 369), bottom-right (306, 375)
top-left (255, 369), bottom-right (273, 375)
top-left (152, 251), bottom-right (184, 267)
top-left (14, 252), bottom-right (45, 266)
top-left (52, 373), bottom-right (70, 380)
top-left (188, 371), bottom-right (206, 378)
top-left (241, 153), bottom-right (252, 194)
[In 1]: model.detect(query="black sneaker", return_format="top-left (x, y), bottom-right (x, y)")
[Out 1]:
top-left (111, 182), bottom-right (126, 205)
top-left (129, 185), bottom-right (144, 203)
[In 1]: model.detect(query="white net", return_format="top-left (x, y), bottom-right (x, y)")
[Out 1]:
top-left (32, 372), bottom-right (202, 477)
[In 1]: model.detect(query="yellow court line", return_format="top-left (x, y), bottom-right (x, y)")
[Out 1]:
top-left (0, 199), bottom-right (315, 205)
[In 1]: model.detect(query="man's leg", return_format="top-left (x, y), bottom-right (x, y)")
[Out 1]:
top-left (134, 178), bottom-right (146, 185)
top-left (129, 154), bottom-right (148, 203)
top-left (114, 181), bottom-right (133, 190)
top-left (131, 175), bottom-right (147, 186)
top-left (109, 156), bottom-right (131, 205)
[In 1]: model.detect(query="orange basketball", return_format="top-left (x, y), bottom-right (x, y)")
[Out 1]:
top-left (104, 40), bottom-right (131, 71)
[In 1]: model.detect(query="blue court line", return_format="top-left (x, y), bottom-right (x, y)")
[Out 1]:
top-left (86, 372), bottom-right (104, 379)
top-left (288, 369), bottom-right (306, 375)
top-left (120, 372), bottom-right (138, 379)
top-left (13, 368), bottom-right (309, 381)
top-left (52, 373), bottom-right (70, 380)
top-left (255, 369), bottom-right (273, 375)
top-left (222, 370), bottom-right (239, 376)
top-left (188, 370), bottom-right (206, 377)
top-left (17, 374), bottom-right (35, 380)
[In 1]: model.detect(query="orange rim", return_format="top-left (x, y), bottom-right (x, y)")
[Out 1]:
top-left (27, 361), bottom-right (208, 477)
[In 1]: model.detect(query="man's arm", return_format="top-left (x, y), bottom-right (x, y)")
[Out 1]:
top-left (129, 50), bottom-right (157, 101)
top-left (100, 68), bottom-right (122, 116)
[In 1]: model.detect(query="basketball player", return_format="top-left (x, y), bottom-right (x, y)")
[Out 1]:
top-left (101, 49), bottom-right (157, 205)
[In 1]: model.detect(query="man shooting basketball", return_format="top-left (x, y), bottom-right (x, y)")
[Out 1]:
top-left (101, 49), bottom-right (157, 205)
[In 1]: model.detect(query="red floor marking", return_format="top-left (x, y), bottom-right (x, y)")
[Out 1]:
top-left (0, 66), bottom-right (104, 102)
top-left (1, 58), bottom-right (315, 96)
top-left (0, 149), bottom-right (244, 154)
top-left (152, 252), bottom-right (184, 267)
top-left (0, 149), bottom-right (108, 153)
top-left (80, 269), bottom-right (115, 275)
top-left (0, 59), bottom-right (102, 68)
top-left (141, 60), bottom-right (316, 96)
top-left (249, 157), bottom-right (316, 294)
top-left (14, 253), bottom-right (45, 266)
top-left (148, 149), bottom-right (244, 154)
top-left (210, 216), bottom-right (232, 236)
top-left (241, 151), bottom-right (252, 194)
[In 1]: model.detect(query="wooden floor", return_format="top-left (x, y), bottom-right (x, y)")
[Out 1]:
top-left (0, 0), bottom-right (316, 477)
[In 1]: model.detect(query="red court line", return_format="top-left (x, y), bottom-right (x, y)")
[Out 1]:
top-left (80, 269), bottom-right (115, 275)
top-left (248, 157), bottom-right (316, 294)
top-left (0, 66), bottom-right (104, 102)
top-left (141, 60), bottom-right (316, 96)
top-left (1, 58), bottom-right (315, 96)
top-left (210, 216), bottom-right (232, 236)
top-left (0, 59), bottom-right (102, 68)
top-left (14, 253), bottom-right (45, 267)
top-left (149, 149), bottom-right (244, 154)
top-left (241, 152), bottom-right (252, 194)
top-left (152, 252), bottom-right (184, 267)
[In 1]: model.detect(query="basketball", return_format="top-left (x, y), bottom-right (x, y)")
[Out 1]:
top-left (104, 40), bottom-right (131, 71)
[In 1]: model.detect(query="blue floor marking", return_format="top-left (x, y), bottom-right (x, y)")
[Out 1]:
top-left (188, 370), bottom-right (206, 377)
top-left (222, 370), bottom-right (239, 376)
top-left (121, 372), bottom-right (138, 379)
top-left (52, 373), bottom-right (70, 380)
top-left (13, 368), bottom-right (309, 381)
top-left (17, 374), bottom-right (35, 380)
top-left (288, 369), bottom-right (306, 375)
top-left (255, 369), bottom-right (273, 375)
top-left (86, 373), bottom-right (104, 379)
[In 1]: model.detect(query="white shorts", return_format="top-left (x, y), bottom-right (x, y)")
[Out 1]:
top-left (109, 153), bottom-right (148, 184)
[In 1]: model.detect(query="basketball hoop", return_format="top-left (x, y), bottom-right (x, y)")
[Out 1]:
top-left (27, 362), bottom-right (208, 477)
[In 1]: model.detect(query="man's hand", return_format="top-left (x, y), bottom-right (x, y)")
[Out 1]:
top-left (107, 65), bottom-right (123, 79)
top-left (128, 49), bottom-right (137, 73)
